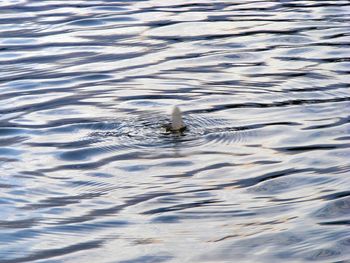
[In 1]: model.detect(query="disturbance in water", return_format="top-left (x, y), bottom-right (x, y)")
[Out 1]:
top-left (81, 107), bottom-right (256, 154)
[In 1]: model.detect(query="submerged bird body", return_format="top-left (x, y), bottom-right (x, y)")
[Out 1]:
top-left (167, 106), bottom-right (186, 132)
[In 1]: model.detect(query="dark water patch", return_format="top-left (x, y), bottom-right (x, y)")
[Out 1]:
top-left (1, 240), bottom-right (104, 263)
top-left (319, 220), bottom-right (350, 226)
top-left (23, 192), bottom-right (106, 210)
top-left (0, 127), bottom-right (38, 136)
top-left (237, 168), bottom-right (313, 188)
top-left (303, 248), bottom-right (342, 261)
top-left (0, 147), bottom-right (23, 157)
top-left (302, 115), bottom-right (350, 130)
top-left (151, 215), bottom-right (181, 224)
top-left (249, 174), bottom-right (332, 195)
top-left (273, 143), bottom-right (350, 154)
top-left (50, 219), bottom-right (129, 231)
top-left (0, 136), bottom-right (27, 146)
top-left (0, 182), bottom-right (17, 189)
top-left (321, 191), bottom-right (350, 201)
top-left (313, 197), bottom-right (350, 219)
top-left (142, 199), bottom-right (219, 215)
top-left (0, 218), bottom-right (39, 229)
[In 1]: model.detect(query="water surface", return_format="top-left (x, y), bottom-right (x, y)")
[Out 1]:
top-left (1, 0), bottom-right (350, 262)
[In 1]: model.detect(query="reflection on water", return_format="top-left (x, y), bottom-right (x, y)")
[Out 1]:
top-left (1, 0), bottom-right (350, 262)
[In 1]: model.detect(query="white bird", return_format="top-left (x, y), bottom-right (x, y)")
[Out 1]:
top-left (170, 106), bottom-right (186, 132)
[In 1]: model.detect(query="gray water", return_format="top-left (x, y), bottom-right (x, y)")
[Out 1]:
top-left (1, 0), bottom-right (350, 262)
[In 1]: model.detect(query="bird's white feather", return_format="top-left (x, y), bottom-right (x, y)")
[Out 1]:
top-left (171, 106), bottom-right (185, 131)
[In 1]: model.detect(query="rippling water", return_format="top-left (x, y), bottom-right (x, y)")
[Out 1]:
top-left (1, 0), bottom-right (350, 262)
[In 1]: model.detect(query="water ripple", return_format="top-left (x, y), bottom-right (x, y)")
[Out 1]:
top-left (1, 0), bottom-right (350, 262)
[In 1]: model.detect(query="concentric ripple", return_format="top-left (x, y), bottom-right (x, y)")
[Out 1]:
top-left (72, 110), bottom-right (256, 154)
